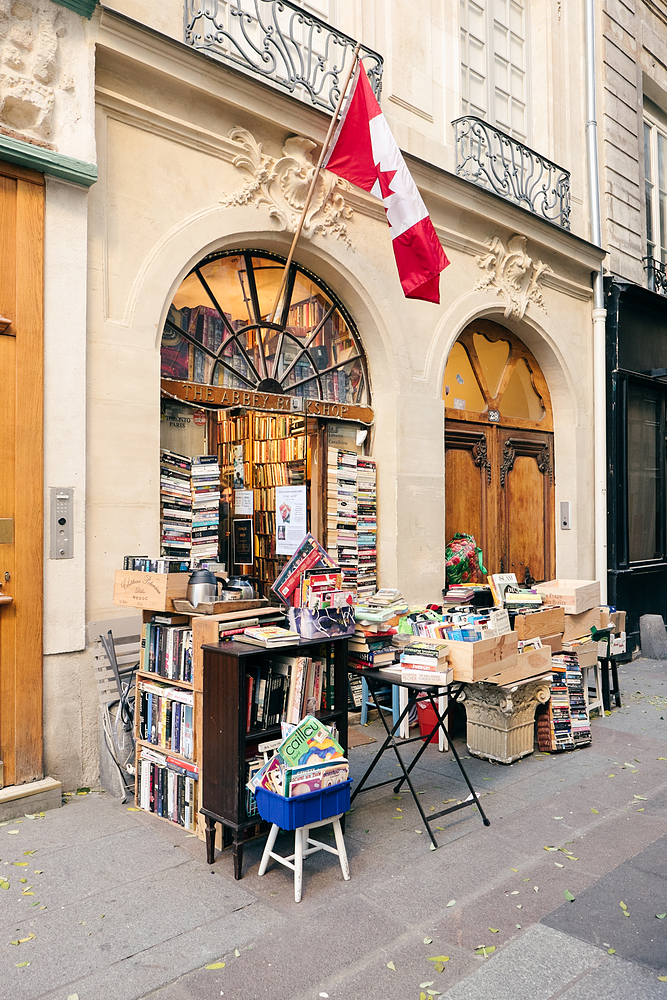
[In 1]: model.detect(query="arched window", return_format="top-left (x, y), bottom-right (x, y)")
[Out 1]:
top-left (161, 250), bottom-right (369, 406)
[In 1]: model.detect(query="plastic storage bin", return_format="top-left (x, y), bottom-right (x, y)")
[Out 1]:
top-left (254, 780), bottom-right (352, 830)
top-left (417, 696), bottom-right (440, 743)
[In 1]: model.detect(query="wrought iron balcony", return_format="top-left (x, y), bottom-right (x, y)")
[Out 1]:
top-left (643, 255), bottom-right (667, 295)
top-left (453, 116), bottom-right (571, 231)
top-left (184, 0), bottom-right (383, 113)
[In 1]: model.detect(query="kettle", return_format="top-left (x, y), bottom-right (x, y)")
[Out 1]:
top-left (187, 569), bottom-right (218, 608)
top-left (226, 575), bottom-right (256, 601)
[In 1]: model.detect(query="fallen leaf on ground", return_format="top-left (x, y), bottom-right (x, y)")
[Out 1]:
top-left (6, 830), bottom-right (18, 835)
top-left (22, 851), bottom-right (36, 856)
top-left (534, 887), bottom-right (539, 892)
top-left (428, 956), bottom-right (450, 963)
top-left (633, 795), bottom-right (647, 800)
top-left (423, 937), bottom-right (433, 944)
top-left (205, 962), bottom-right (226, 970)
top-left (608, 948), bottom-right (615, 954)
top-left (659, 976), bottom-right (667, 982)
top-left (386, 961), bottom-right (396, 971)
top-left (415, 829), bottom-right (423, 834)
top-left (564, 890), bottom-right (575, 902)
top-left (516, 923), bottom-right (521, 928)
top-left (446, 900), bottom-right (456, 907)
top-left (13, 863), bottom-right (28, 867)
top-left (474, 945), bottom-right (496, 956)
top-left (510, 891), bottom-right (519, 895)
top-left (555, 862), bottom-right (564, 867)
top-left (554, 816), bottom-right (564, 819)
top-left (656, 913), bottom-right (666, 919)
top-left (67, 995), bottom-right (79, 1000)
top-left (234, 948), bottom-right (240, 957)
top-left (15, 961), bottom-right (30, 967)
top-left (420, 982), bottom-right (434, 989)
top-left (591, 807), bottom-right (599, 814)
top-left (510, 867), bottom-right (518, 872)
top-left (620, 901), bottom-right (627, 910)
top-left (127, 807), bottom-right (141, 811)
top-left (489, 927), bottom-right (499, 933)
top-left (516, 904), bottom-right (522, 909)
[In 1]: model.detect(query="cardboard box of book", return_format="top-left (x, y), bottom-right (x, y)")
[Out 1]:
top-left (288, 606), bottom-right (355, 641)
top-left (113, 570), bottom-right (190, 612)
top-left (446, 631), bottom-right (518, 683)
top-left (536, 579), bottom-right (600, 615)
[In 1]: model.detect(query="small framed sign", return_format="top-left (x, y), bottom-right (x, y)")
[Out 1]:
top-left (233, 518), bottom-right (254, 566)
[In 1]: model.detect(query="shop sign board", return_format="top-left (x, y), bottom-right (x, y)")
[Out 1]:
top-left (161, 378), bottom-right (373, 424)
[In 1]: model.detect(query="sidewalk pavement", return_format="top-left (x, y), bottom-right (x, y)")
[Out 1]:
top-left (1, 657), bottom-right (666, 1000)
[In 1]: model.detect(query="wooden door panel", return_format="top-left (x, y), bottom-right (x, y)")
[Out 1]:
top-left (0, 164), bottom-right (44, 786)
top-left (445, 424), bottom-right (497, 574)
top-left (499, 433), bottom-right (554, 584)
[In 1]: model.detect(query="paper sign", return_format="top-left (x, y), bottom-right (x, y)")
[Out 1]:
top-left (275, 485), bottom-right (307, 556)
top-left (234, 489), bottom-right (254, 515)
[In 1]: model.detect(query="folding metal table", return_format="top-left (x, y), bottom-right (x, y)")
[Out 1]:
top-left (349, 664), bottom-right (490, 849)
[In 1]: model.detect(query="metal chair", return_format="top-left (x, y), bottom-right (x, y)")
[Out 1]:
top-left (89, 616), bottom-right (141, 802)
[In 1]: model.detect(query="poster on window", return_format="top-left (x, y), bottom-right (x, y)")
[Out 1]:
top-left (275, 485), bottom-right (307, 556)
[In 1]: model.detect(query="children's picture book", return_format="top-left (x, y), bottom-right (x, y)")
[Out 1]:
top-left (277, 715), bottom-right (344, 768)
top-left (240, 625), bottom-right (301, 647)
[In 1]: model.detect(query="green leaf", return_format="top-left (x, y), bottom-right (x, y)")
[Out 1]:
top-left (658, 976), bottom-right (667, 982)
top-left (633, 795), bottom-right (647, 800)
top-left (516, 924), bottom-right (521, 928)
top-left (428, 956), bottom-right (450, 963)
top-left (620, 901), bottom-right (627, 910)
top-left (591, 807), bottom-right (598, 813)
top-left (420, 982), bottom-right (434, 988)
top-left (67, 995), bottom-right (79, 1000)
top-left (564, 889), bottom-right (575, 902)
top-left (15, 961), bottom-right (30, 967)
top-left (489, 927), bottom-right (499, 933)
top-left (426, 992), bottom-right (442, 996)
top-left (7, 830), bottom-right (18, 834)
top-left (205, 962), bottom-right (226, 969)
top-left (420, 993), bottom-right (428, 1000)
top-left (555, 862), bottom-right (564, 867)
top-left (76, 787), bottom-right (90, 795)
top-left (234, 949), bottom-right (240, 958)
top-left (19, 878), bottom-right (26, 884)
top-left (423, 937), bottom-right (433, 944)
top-left (656, 913), bottom-right (666, 919)
top-left (386, 961), bottom-right (396, 971)
top-left (607, 948), bottom-right (615, 954)
top-left (446, 899), bottom-right (456, 907)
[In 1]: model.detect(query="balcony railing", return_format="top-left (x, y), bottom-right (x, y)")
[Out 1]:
top-left (453, 116), bottom-right (571, 231)
top-left (184, 0), bottom-right (383, 113)
top-left (644, 256), bottom-right (667, 295)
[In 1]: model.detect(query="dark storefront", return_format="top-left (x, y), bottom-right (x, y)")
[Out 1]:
top-left (606, 277), bottom-right (667, 649)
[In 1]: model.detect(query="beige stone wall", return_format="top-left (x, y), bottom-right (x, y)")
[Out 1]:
top-left (86, 18), bottom-right (603, 622)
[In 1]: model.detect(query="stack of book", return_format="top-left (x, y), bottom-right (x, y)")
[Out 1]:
top-left (160, 450), bottom-right (192, 560)
top-left (356, 457), bottom-right (377, 599)
top-left (347, 630), bottom-right (397, 670)
top-left (537, 655), bottom-right (591, 751)
top-left (326, 449), bottom-right (359, 592)
top-left (247, 716), bottom-right (348, 799)
top-left (141, 614), bottom-right (193, 683)
top-left (240, 625), bottom-right (301, 648)
top-left (123, 555), bottom-right (190, 573)
top-left (190, 455), bottom-right (220, 564)
top-left (400, 640), bottom-right (452, 686)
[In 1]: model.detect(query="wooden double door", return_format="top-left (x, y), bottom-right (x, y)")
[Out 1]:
top-left (444, 320), bottom-right (555, 584)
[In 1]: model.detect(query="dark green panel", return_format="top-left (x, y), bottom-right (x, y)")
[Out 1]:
top-left (53, 0), bottom-right (97, 18)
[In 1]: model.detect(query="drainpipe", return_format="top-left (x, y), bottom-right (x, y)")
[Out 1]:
top-left (585, 0), bottom-right (608, 603)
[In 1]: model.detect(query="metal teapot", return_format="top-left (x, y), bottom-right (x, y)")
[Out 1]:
top-left (225, 574), bottom-right (256, 601)
top-left (186, 569), bottom-right (218, 608)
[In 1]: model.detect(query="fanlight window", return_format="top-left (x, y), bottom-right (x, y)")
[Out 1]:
top-left (443, 323), bottom-right (552, 429)
top-left (161, 250), bottom-right (368, 405)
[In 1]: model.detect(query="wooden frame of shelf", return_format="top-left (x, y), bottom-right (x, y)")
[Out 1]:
top-left (200, 634), bottom-right (349, 880)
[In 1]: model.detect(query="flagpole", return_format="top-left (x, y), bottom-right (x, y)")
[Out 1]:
top-left (267, 43), bottom-right (361, 325)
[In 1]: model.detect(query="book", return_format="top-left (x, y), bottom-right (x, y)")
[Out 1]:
top-left (240, 625), bottom-right (301, 648)
top-left (401, 667), bottom-right (453, 686)
top-left (277, 715), bottom-right (344, 768)
top-left (285, 760), bottom-right (349, 797)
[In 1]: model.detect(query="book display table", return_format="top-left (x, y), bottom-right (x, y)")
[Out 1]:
top-left (348, 664), bottom-right (491, 849)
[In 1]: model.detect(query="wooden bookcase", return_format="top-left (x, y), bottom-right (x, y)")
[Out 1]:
top-left (200, 634), bottom-right (349, 879)
top-left (133, 606), bottom-right (281, 835)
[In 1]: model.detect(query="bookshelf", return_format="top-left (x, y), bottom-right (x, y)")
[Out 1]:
top-left (217, 410), bottom-right (308, 594)
top-left (200, 634), bottom-right (349, 879)
top-left (133, 605), bottom-right (283, 835)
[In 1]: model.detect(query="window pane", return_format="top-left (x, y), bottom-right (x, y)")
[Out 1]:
top-left (498, 357), bottom-right (545, 421)
top-left (443, 342), bottom-right (487, 412)
top-left (628, 385), bottom-right (660, 561)
top-left (473, 332), bottom-right (510, 398)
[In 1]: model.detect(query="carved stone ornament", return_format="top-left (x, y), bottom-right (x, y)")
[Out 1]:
top-left (475, 234), bottom-right (553, 319)
top-left (221, 127), bottom-right (354, 247)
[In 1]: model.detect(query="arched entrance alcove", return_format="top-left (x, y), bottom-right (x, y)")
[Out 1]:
top-left (443, 318), bottom-right (555, 583)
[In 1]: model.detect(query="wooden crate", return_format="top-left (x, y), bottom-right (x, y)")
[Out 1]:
top-left (536, 579), bottom-right (600, 615)
top-left (562, 607), bottom-right (611, 643)
top-left (540, 632), bottom-right (564, 653)
top-left (113, 571), bottom-right (189, 612)
top-left (513, 606), bottom-right (566, 641)
top-left (447, 631), bottom-right (518, 683)
top-left (484, 645), bottom-right (552, 686)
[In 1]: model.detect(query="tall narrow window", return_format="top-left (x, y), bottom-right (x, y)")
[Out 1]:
top-left (644, 115), bottom-right (667, 284)
top-left (460, 0), bottom-right (527, 141)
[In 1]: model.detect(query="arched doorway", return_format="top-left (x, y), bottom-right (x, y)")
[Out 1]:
top-left (444, 319), bottom-right (555, 584)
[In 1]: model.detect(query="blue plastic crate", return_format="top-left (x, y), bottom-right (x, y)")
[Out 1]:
top-left (254, 780), bottom-right (352, 830)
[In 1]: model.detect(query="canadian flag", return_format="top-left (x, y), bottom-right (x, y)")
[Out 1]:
top-left (323, 62), bottom-right (450, 303)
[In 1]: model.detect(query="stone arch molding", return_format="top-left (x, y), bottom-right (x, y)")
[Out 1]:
top-left (122, 204), bottom-right (400, 397)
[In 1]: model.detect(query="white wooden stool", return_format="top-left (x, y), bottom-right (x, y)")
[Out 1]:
top-left (581, 661), bottom-right (603, 718)
top-left (257, 813), bottom-right (350, 902)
